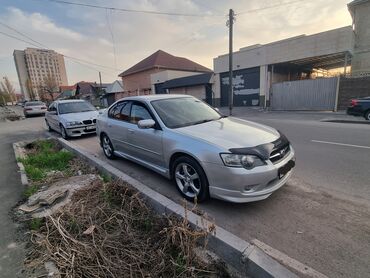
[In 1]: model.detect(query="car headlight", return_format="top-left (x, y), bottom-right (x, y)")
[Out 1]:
top-left (220, 153), bottom-right (266, 169)
top-left (66, 121), bottom-right (82, 127)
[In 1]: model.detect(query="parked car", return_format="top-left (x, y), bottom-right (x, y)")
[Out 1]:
top-left (346, 97), bottom-right (370, 120)
top-left (23, 101), bottom-right (47, 117)
top-left (96, 95), bottom-right (295, 203)
top-left (45, 99), bottom-right (99, 139)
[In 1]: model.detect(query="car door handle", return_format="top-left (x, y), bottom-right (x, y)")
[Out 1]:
top-left (108, 124), bottom-right (112, 127)
top-left (128, 129), bottom-right (134, 134)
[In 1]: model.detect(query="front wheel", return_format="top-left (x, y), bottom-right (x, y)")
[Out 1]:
top-left (45, 120), bottom-right (52, 131)
top-left (365, 110), bottom-right (370, 121)
top-left (60, 125), bottom-right (68, 139)
top-left (172, 156), bottom-right (209, 202)
top-left (101, 134), bottom-right (115, 159)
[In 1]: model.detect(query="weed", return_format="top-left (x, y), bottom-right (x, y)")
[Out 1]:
top-left (24, 165), bottom-right (44, 181)
top-left (24, 185), bottom-right (39, 198)
top-left (20, 139), bottom-right (74, 182)
top-left (101, 173), bottom-right (112, 183)
top-left (29, 218), bottom-right (43, 231)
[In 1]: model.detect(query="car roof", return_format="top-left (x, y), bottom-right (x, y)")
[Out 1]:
top-left (119, 94), bottom-right (193, 102)
top-left (54, 99), bottom-right (87, 104)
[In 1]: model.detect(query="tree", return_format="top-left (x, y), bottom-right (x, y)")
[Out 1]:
top-left (39, 74), bottom-right (58, 102)
top-left (0, 77), bottom-right (16, 105)
top-left (26, 79), bottom-right (37, 101)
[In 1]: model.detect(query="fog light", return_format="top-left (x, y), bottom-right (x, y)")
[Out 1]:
top-left (244, 184), bottom-right (258, 192)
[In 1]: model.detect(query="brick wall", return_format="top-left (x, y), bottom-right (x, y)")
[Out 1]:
top-left (338, 76), bottom-right (370, 110)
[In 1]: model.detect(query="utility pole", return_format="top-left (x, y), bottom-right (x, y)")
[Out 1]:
top-left (227, 9), bottom-right (235, 116)
top-left (99, 71), bottom-right (102, 88)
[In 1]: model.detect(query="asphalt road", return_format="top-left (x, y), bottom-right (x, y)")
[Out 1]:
top-left (3, 106), bottom-right (370, 278)
top-left (0, 110), bottom-right (47, 278)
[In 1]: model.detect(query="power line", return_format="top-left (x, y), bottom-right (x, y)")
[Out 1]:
top-left (237, 0), bottom-right (307, 15)
top-left (39, 0), bottom-right (225, 17)
top-left (0, 23), bottom-right (119, 73)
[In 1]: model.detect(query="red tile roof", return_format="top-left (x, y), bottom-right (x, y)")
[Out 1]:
top-left (119, 50), bottom-right (212, 77)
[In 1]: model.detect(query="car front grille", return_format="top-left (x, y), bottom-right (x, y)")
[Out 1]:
top-left (270, 144), bottom-right (290, 164)
top-left (83, 119), bottom-right (96, 125)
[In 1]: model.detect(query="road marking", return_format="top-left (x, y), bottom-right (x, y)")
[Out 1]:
top-left (252, 239), bottom-right (328, 278)
top-left (311, 140), bottom-right (370, 149)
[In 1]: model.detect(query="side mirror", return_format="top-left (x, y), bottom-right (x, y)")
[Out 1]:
top-left (137, 119), bottom-right (155, 129)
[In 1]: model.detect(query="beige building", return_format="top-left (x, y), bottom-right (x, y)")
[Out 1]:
top-left (118, 50), bottom-right (212, 96)
top-left (13, 48), bottom-right (68, 100)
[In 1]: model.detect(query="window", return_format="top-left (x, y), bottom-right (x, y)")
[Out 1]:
top-left (108, 101), bottom-right (131, 121)
top-left (130, 103), bottom-right (153, 124)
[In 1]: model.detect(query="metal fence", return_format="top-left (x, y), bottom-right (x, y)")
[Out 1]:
top-left (271, 77), bottom-right (338, 111)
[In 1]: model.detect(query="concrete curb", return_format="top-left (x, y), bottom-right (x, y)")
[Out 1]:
top-left (57, 137), bottom-right (298, 278)
top-left (13, 142), bottom-right (29, 186)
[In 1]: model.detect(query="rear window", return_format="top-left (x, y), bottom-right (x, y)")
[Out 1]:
top-left (25, 101), bottom-right (44, 106)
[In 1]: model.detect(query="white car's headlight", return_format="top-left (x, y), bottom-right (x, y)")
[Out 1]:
top-left (220, 153), bottom-right (266, 169)
top-left (66, 121), bottom-right (82, 127)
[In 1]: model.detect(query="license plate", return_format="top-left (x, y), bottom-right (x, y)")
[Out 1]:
top-left (85, 126), bottom-right (95, 130)
top-left (278, 160), bottom-right (295, 179)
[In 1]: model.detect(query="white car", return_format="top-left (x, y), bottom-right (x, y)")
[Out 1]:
top-left (45, 100), bottom-right (99, 139)
top-left (23, 101), bottom-right (47, 117)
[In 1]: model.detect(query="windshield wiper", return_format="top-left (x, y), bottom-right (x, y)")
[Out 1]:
top-left (192, 119), bottom-right (215, 126)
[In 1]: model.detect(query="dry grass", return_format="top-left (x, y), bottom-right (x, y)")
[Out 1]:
top-left (25, 180), bottom-right (224, 278)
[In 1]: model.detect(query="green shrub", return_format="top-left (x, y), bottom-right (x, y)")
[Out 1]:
top-left (24, 185), bottom-right (39, 198)
top-left (29, 218), bottom-right (43, 231)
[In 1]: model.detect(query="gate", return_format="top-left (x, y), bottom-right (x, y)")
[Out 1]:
top-left (271, 77), bottom-right (338, 110)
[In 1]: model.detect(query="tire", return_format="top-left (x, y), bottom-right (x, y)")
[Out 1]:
top-left (172, 156), bottom-right (209, 202)
top-left (365, 110), bottom-right (370, 121)
top-left (45, 120), bottom-right (52, 131)
top-left (101, 134), bottom-right (116, 159)
top-left (60, 124), bottom-right (68, 140)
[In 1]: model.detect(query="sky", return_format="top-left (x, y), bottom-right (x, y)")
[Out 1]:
top-left (0, 0), bottom-right (353, 92)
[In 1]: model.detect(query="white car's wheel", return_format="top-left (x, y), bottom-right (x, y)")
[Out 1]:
top-left (45, 120), bottom-right (52, 131)
top-left (60, 125), bottom-right (68, 139)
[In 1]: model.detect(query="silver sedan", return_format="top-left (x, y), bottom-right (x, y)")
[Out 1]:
top-left (96, 95), bottom-right (295, 203)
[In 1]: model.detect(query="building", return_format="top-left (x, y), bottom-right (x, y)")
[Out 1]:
top-left (160, 73), bottom-right (215, 105)
top-left (348, 0), bottom-right (370, 76)
top-left (118, 50), bottom-right (212, 96)
top-left (100, 80), bottom-right (124, 107)
top-left (13, 48), bottom-right (68, 100)
top-left (212, 0), bottom-right (370, 110)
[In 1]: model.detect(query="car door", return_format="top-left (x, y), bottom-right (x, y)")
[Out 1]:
top-left (126, 101), bottom-right (164, 167)
top-left (106, 101), bottom-right (132, 153)
top-left (46, 102), bottom-right (59, 130)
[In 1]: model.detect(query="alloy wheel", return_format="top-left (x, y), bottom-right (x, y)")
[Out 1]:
top-left (102, 136), bottom-right (113, 157)
top-left (175, 162), bottom-right (201, 198)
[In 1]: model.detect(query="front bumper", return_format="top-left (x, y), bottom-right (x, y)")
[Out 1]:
top-left (65, 124), bottom-right (96, 137)
top-left (204, 146), bottom-right (295, 203)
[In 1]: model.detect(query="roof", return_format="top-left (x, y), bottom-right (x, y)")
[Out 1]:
top-left (117, 94), bottom-right (193, 102)
top-left (348, 0), bottom-right (369, 7)
top-left (162, 73), bottom-right (213, 89)
top-left (105, 80), bottom-right (124, 94)
top-left (119, 50), bottom-right (212, 77)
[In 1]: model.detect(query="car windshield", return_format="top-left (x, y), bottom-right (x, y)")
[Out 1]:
top-left (151, 97), bottom-right (221, 128)
top-left (25, 101), bottom-right (44, 106)
top-left (58, 101), bottom-right (96, 114)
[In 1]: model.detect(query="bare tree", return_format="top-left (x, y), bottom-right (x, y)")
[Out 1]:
top-left (39, 74), bottom-right (58, 102)
top-left (0, 77), bottom-right (16, 105)
top-left (26, 78), bottom-right (37, 100)
top-left (0, 86), bottom-right (7, 105)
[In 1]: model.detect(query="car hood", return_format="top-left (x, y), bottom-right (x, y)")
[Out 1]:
top-left (175, 117), bottom-right (280, 149)
top-left (59, 110), bottom-right (99, 122)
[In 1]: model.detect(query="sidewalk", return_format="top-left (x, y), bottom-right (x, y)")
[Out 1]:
top-left (219, 107), bottom-right (369, 124)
